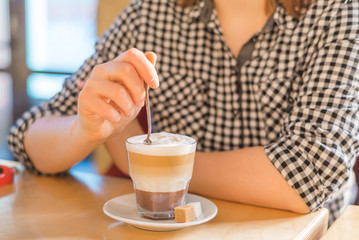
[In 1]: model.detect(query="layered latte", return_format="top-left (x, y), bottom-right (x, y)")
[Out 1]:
top-left (126, 132), bottom-right (196, 220)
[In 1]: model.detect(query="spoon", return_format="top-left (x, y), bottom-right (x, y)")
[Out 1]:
top-left (143, 52), bottom-right (157, 145)
top-left (144, 82), bottom-right (152, 145)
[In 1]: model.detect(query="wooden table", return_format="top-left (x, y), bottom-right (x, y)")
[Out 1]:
top-left (0, 162), bottom-right (329, 240)
top-left (321, 205), bottom-right (359, 240)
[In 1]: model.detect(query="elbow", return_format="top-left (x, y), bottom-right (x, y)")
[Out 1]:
top-left (288, 202), bottom-right (311, 214)
top-left (281, 188), bottom-right (311, 214)
top-left (32, 160), bottom-right (68, 175)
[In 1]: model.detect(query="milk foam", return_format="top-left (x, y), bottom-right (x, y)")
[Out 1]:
top-left (126, 132), bottom-right (196, 156)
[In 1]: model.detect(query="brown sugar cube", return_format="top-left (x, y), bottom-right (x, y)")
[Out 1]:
top-left (174, 205), bottom-right (196, 223)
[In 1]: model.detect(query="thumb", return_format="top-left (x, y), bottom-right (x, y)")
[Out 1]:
top-left (145, 52), bottom-right (157, 66)
top-left (144, 52), bottom-right (158, 88)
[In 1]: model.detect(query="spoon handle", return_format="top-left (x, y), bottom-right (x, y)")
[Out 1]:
top-left (144, 82), bottom-right (152, 144)
top-left (143, 52), bottom-right (156, 145)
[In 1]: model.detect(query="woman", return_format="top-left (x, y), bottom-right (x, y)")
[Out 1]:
top-left (8, 0), bottom-right (359, 224)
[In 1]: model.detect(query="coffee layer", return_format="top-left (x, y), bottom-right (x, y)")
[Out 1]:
top-left (129, 151), bottom-right (195, 192)
top-left (136, 189), bottom-right (186, 212)
top-left (128, 151), bottom-right (195, 167)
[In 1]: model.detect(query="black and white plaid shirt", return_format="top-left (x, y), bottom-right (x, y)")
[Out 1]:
top-left (8, 0), bottom-right (359, 224)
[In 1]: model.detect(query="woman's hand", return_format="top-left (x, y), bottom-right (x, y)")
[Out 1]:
top-left (76, 49), bottom-right (158, 144)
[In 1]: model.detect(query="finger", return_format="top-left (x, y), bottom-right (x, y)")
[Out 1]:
top-left (145, 52), bottom-right (157, 66)
top-left (115, 48), bottom-right (159, 89)
top-left (104, 62), bottom-right (146, 107)
top-left (85, 97), bottom-right (122, 123)
top-left (98, 80), bottom-right (136, 118)
top-left (144, 53), bottom-right (158, 88)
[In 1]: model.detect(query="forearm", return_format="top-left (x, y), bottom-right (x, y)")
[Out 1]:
top-left (189, 146), bottom-right (310, 213)
top-left (24, 115), bottom-right (100, 174)
top-left (105, 120), bottom-right (309, 213)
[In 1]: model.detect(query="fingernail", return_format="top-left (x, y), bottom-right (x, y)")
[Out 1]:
top-left (150, 77), bottom-right (159, 88)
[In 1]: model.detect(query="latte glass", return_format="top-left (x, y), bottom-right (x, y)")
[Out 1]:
top-left (126, 132), bottom-right (197, 220)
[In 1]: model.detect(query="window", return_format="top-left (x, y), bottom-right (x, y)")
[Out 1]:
top-left (25, 0), bottom-right (98, 102)
top-left (0, 0), bottom-right (11, 69)
top-left (0, 72), bottom-right (13, 159)
top-left (0, 0), bottom-right (12, 159)
top-left (26, 0), bottom-right (97, 73)
top-left (1, 0), bottom-right (98, 161)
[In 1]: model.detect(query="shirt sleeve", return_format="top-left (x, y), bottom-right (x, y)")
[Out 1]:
top-left (265, 1), bottom-right (359, 211)
top-left (7, 0), bottom-right (141, 175)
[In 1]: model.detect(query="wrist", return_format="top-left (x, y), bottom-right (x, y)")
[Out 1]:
top-left (70, 116), bottom-right (104, 148)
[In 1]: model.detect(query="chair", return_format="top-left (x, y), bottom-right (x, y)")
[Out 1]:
top-left (354, 160), bottom-right (359, 204)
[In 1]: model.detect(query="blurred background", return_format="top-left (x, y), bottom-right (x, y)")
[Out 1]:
top-left (0, 0), bottom-right (129, 173)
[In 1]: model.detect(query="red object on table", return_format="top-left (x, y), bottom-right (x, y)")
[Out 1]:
top-left (0, 165), bottom-right (14, 186)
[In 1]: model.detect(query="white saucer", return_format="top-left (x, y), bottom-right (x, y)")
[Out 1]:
top-left (103, 193), bottom-right (217, 231)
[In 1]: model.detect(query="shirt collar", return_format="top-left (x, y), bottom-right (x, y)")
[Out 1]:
top-left (188, 0), bottom-right (213, 24)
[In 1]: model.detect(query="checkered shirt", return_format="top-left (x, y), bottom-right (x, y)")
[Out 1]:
top-left (8, 0), bottom-right (359, 224)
